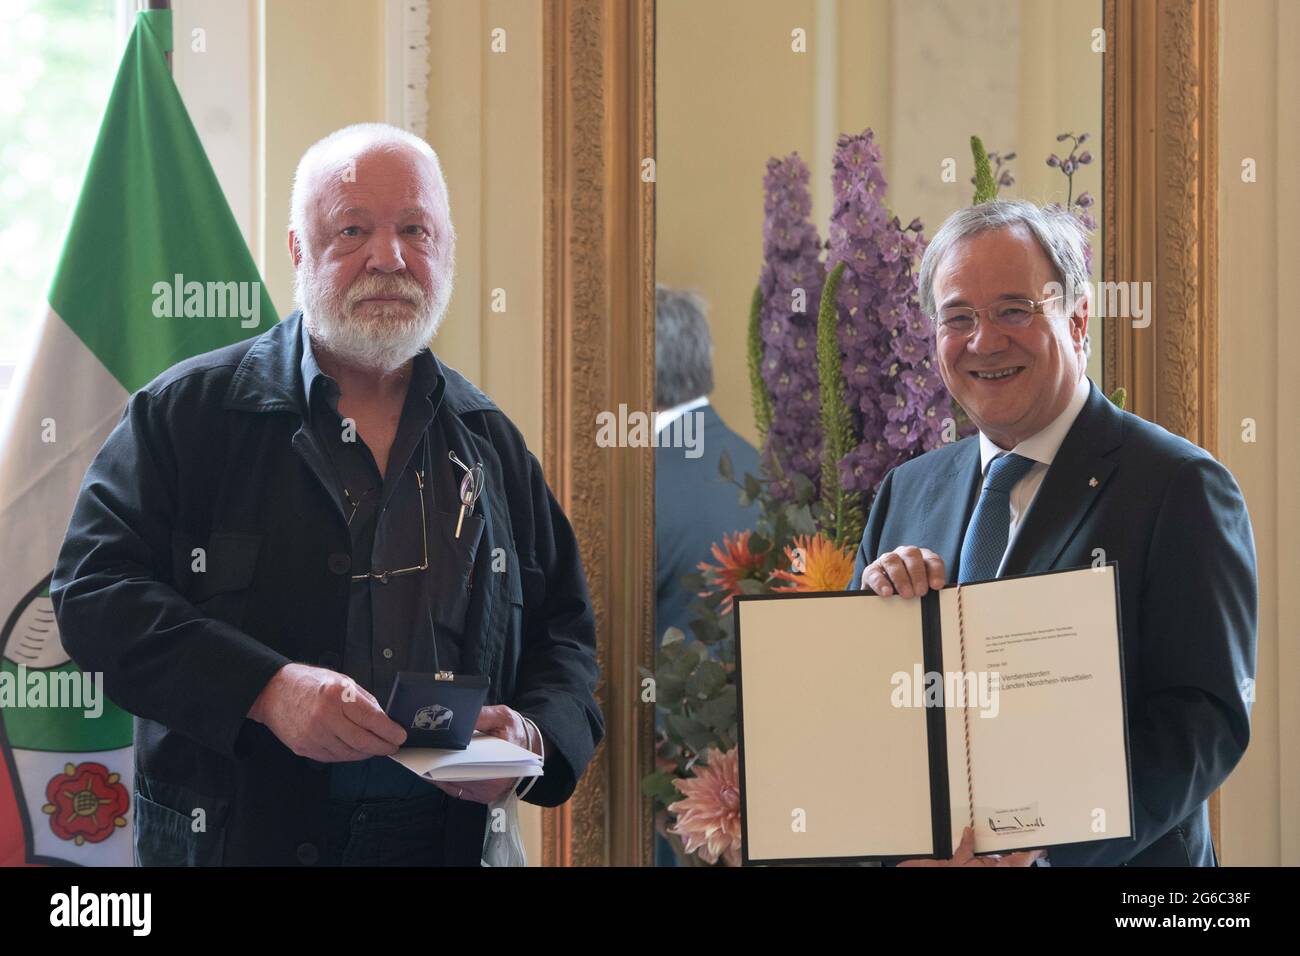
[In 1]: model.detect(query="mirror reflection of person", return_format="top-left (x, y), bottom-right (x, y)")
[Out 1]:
top-left (654, 286), bottom-right (762, 648)
top-left (51, 124), bottom-right (603, 866)
top-left (653, 285), bottom-right (760, 866)
top-left (852, 200), bottom-right (1257, 867)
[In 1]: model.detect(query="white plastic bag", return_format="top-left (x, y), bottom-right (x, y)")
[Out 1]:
top-left (481, 790), bottom-right (527, 867)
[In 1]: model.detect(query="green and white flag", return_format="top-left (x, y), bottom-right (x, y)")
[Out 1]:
top-left (0, 9), bottom-right (274, 867)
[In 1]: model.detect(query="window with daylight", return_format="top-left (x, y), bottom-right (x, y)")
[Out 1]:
top-left (0, 0), bottom-right (126, 410)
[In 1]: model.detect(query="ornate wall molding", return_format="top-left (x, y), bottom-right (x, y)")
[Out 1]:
top-left (1103, 0), bottom-right (1221, 847)
top-left (542, 0), bottom-right (656, 866)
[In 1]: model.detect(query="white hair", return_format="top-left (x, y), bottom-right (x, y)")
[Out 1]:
top-left (918, 199), bottom-right (1092, 359)
top-left (289, 122), bottom-right (452, 258)
top-left (289, 123), bottom-right (455, 372)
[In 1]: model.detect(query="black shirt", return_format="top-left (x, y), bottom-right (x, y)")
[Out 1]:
top-left (299, 319), bottom-right (465, 800)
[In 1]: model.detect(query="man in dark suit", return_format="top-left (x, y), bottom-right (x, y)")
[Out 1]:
top-left (852, 200), bottom-right (1257, 867)
top-left (654, 285), bottom-right (761, 649)
top-left (653, 285), bottom-right (760, 866)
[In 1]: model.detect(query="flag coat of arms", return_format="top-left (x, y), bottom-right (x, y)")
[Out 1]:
top-left (0, 9), bottom-right (274, 866)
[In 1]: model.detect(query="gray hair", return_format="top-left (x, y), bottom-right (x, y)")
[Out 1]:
top-left (918, 199), bottom-right (1091, 358)
top-left (655, 285), bottom-right (715, 408)
top-left (289, 123), bottom-right (451, 259)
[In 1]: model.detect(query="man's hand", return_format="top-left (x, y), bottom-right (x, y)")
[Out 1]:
top-left (247, 663), bottom-right (407, 762)
top-left (433, 705), bottom-right (540, 805)
top-left (897, 826), bottom-right (1044, 867)
top-left (861, 545), bottom-right (946, 597)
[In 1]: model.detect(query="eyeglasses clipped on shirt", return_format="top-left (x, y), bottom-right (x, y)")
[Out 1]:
top-left (343, 468), bottom-right (430, 585)
top-left (341, 438), bottom-right (485, 584)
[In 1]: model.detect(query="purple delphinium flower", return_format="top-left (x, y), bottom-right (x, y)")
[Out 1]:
top-left (758, 153), bottom-right (826, 501)
top-left (825, 130), bottom-right (956, 497)
top-left (1046, 131), bottom-right (1097, 271)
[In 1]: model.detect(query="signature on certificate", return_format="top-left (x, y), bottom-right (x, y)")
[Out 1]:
top-left (985, 803), bottom-right (1047, 834)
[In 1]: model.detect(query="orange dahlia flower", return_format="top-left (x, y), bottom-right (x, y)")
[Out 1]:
top-left (769, 533), bottom-right (856, 592)
top-left (697, 530), bottom-right (768, 614)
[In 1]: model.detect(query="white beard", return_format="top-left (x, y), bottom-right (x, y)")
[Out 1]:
top-left (295, 256), bottom-right (453, 374)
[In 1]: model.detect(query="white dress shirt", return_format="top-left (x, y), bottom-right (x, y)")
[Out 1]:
top-left (654, 395), bottom-right (709, 435)
top-left (975, 375), bottom-right (1091, 576)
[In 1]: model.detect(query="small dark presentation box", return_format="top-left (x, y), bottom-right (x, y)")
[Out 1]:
top-left (384, 671), bottom-right (489, 750)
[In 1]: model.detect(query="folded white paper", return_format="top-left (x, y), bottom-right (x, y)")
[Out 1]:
top-left (388, 731), bottom-right (544, 782)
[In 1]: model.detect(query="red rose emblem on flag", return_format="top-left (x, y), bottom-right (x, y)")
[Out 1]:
top-left (42, 762), bottom-right (130, 845)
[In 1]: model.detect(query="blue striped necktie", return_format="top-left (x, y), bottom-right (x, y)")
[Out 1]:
top-left (957, 452), bottom-right (1037, 584)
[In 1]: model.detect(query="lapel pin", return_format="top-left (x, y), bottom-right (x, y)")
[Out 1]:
top-left (1089, 477), bottom-right (1099, 488)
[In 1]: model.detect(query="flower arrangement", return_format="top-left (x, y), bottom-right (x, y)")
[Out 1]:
top-left (646, 128), bottom-right (957, 866)
top-left (648, 127), bottom-right (1121, 866)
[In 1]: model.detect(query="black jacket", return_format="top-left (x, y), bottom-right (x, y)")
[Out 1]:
top-left (50, 312), bottom-right (603, 865)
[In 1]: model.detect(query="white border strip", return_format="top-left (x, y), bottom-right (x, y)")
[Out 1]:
top-left (385, 0), bottom-right (431, 136)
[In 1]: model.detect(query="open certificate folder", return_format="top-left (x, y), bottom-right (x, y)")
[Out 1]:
top-left (388, 732), bottom-right (544, 783)
top-left (734, 564), bottom-right (1133, 864)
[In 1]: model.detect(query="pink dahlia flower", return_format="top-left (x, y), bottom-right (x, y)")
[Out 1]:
top-left (668, 747), bottom-right (743, 866)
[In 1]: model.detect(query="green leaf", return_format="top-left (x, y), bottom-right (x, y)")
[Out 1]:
top-left (679, 572), bottom-right (707, 593)
top-left (747, 284), bottom-right (773, 441)
top-left (666, 653), bottom-right (691, 682)
top-left (683, 729), bottom-right (721, 754)
top-left (787, 503), bottom-right (817, 536)
top-left (815, 260), bottom-right (867, 549)
top-left (695, 686), bottom-right (738, 731)
top-left (656, 673), bottom-right (686, 707)
top-left (791, 471), bottom-right (816, 505)
top-left (1108, 386), bottom-right (1127, 410)
top-left (667, 713), bottom-right (709, 741)
top-left (686, 660), bottom-right (727, 699)
top-left (688, 616), bottom-right (723, 644)
top-left (971, 134), bottom-right (998, 203)
top-left (641, 770), bottom-right (682, 805)
top-left (657, 641), bottom-right (683, 666)
top-left (660, 626), bottom-right (686, 647)
top-left (675, 641), bottom-right (707, 673)
top-left (686, 596), bottom-right (714, 619)
top-left (718, 449), bottom-right (734, 481)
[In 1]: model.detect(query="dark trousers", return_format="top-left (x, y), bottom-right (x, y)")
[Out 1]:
top-left (319, 789), bottom-right (481, 866)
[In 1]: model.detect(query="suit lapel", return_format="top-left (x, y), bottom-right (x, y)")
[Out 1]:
top-left (1000, 382), bottom-right (1124, 577)
top-left (921, 439), bottom-right (983, 584)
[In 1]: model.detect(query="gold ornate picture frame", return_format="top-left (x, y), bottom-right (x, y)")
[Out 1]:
top-left (1102, 0), bottom-right (1221, 851)
top-left (539, 0), bottom-right (1221, 865)
top-left (541, 0), bottom-right (656, 866)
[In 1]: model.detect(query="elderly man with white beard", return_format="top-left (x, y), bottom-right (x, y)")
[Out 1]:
top-left (50, 124), bottom-right (604, 866)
